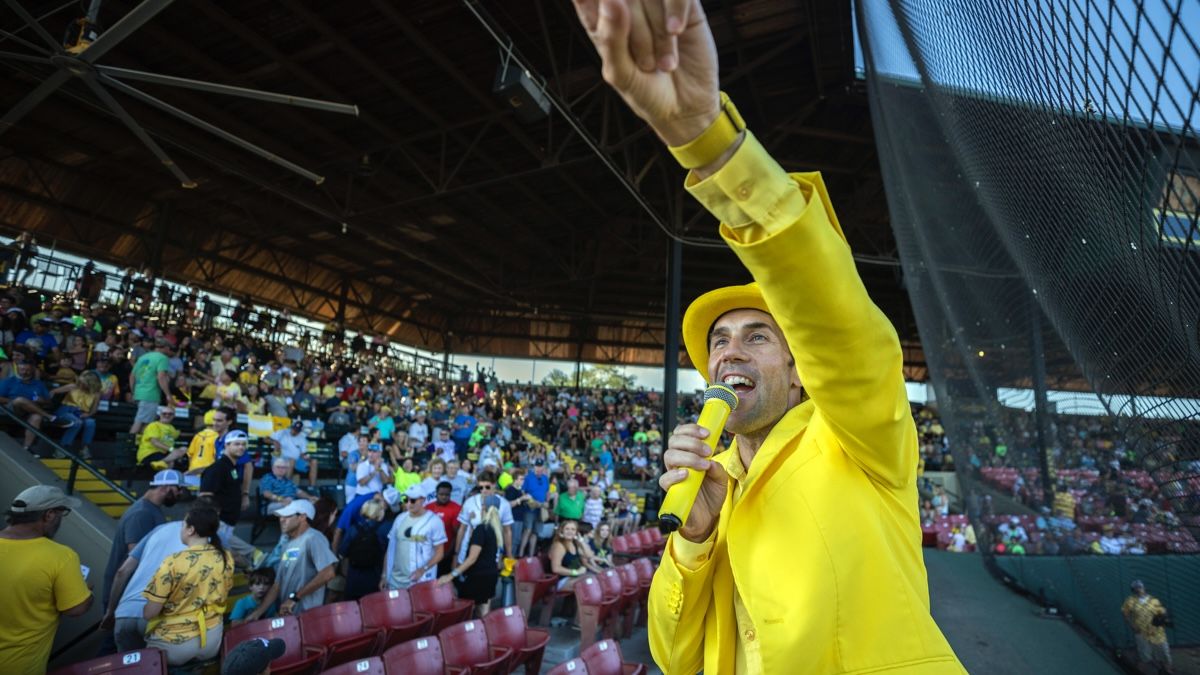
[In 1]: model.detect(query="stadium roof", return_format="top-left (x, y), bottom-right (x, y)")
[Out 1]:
top-left (0, 0), bottom-right (926, 374)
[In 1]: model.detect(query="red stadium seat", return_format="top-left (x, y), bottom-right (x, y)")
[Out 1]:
top-left (581, 639), bottom-right (648, 675)
top-left (616, 564), bottom-right (648, 628)
top-left (631, 557), bottom-right (655, 590)
top-left (438, 619), bottom-right (512, 675)
top-left (49, 648), bottom-right (166, 675)
top-left (481, 605), bottom-right (551, 674)
top-left (599, 569), bottom-right (637, 639)
top-left (643, 528), bottom-right (664, 553)
top-left (223, 616), bottom-right (326, 675)
top-left (299, 601), bottom-right (381, 667)
top-left (514, 556), bottom-right (564, 625)
top-left (380, 637), bottom-right (466, 675)
top-left (317, 656), bottom-right (385, 675)
top-left (545, 657), bottom-right (590, 675)
top-left (574, 575), bottom-right (619, 649)
top-left (358, 589), bottom-right (436, 653)
top-left (408, 581), bottom-right (476, 634)
top-left (610, 535), bottom-right (640, 561)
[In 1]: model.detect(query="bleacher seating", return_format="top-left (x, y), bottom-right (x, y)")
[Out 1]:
top-left (299, 601), bottom-right (380, 668)
top-left (407, 581), bottom-right (476, 635)
top-left (359, 589), bottom-right (436, 653)
top-left (222, 616), bottom-right (326, 675)
top-left (49, 648), bottom-right (167, 675)
top-left (380, 637), bottom-right (465, 675)
top-left (481, 606), bottom-right (550, 675)
top-left (318, 656), bottom-right (386, 675)
top-left (580, 639), bottom-right (647, 675)
top-left (574, 575), bottom-right (619, 650)
top-left (437, 619), bottom-right (512, 675)
top-left (514, 556), bottom-right (566, 626)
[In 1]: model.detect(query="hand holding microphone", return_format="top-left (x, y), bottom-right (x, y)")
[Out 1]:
top-left (658, 384), bottom-right (737, 542)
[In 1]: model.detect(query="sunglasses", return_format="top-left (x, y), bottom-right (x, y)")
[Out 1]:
top-left (478, 484), bottom-right (495, 490)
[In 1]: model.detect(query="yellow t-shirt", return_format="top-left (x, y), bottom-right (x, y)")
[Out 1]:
top-left (394, 469), bottom-right (421, 493)
top-left (0, 537), bottom-right (91, 673)
top-left (1122, 594), bottom-right (1169, 645)
top-left (138, 421), bottom-right (181, 463)
top-left (187, 429), bottom-right (220, 474)
top-left (144, 544), bottom-right (233, 644)
top-left (63, 388), bottom-right (98, 412)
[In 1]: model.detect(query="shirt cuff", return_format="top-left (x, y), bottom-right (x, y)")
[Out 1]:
top-left (670, 528), bottom-right (717, 572)
top-left (684, 130), bottom-right (808, 237)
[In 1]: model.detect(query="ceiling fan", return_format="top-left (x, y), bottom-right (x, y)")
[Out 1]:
top-left (0, 0), bottom-right (358, 188)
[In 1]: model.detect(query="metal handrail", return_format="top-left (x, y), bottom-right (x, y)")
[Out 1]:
top-left (0, 404), bottom-right (135, 503)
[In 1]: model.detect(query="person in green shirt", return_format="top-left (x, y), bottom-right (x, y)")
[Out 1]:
top-left (555, 479), bottom-right (587, 521)
top-left (393, 457), bottom-right (421, 493)
top-left (129, 338), bottom-right (173, 435)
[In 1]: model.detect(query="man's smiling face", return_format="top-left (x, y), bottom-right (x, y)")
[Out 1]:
top-left (706, 309), bottom-right (803, 436)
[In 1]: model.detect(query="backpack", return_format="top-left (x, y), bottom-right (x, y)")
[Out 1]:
top-left (346, 521), bottom-right (384, 568)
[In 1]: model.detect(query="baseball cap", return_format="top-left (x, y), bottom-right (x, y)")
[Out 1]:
top-left (405, 485), bottom-right (426, 501)
top-left (149, 469), bottom-right (185, 486)
top-left (222, 637), bottom-right (286, 675)
top-left (224, 430), bottom-right (249, 444)
top-left (274, 500), bottom-right (315, 519)
top-left (291, 420), bottom-right (304, 430)
top-left (157, 406), bottom-right (176, 416)
top-left (37, 317), bottom-right (55, 324)
top-left (9, 485), bottom-right (81, 513)
top-left (367, 443), bottom-right (383, 453)
top-left (534, 459), bottom-right (545, 467)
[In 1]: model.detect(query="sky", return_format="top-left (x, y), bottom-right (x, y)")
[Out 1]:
top-left (854, 0), bottom-right (1199, 132)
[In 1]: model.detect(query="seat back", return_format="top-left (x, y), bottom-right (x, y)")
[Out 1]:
top-left (616, 564), bottom-right (640, 591)
top-left (438, 619), bottom-right (493, 669)
top-left (645, 528), bottom-right (664, 547)
top-left (299, 600), bottom-right (365, 646)
top-left (574, 575), bottom-right (605, 605)
top-left (546, 657), bottom-right (590, 675)
top-left (634, 529), bottom-right (654, 550)
top-left (581, 639), bottom-right (627, 675)
top-left (49, 649), bottom-right (166, 675)
top-left (381, 637), bottom-right (447, 675)
top-left (610, 535), bottom-right (633, 554)
top-left (514, 556), bottom-right (546, 582)
top-left (481, 605), bottom-right (527, 652)
top-left (409, 580), bottom-right (456, 613)
top-left (632, 557), bottom-right (655, 583)
top-left (222, 616), bottom-right (307, 665)
top-left (599, 569), bottom-right (623, 598)
top-left (359, 589), bottom-right (416, 629)
top-left (316, 656), bottom-right (385, 675)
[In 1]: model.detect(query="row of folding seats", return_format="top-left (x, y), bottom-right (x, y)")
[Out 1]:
top-left (611, 528), bottom-right (665, 559)
top-left (515, 556), bottom-right (657, 629)
top-left (545, 640), bottom-right (648, 675)
top-left (319, 604), bottom-right (551, 675)
top-left (51, 582), bottom-right (527, 675)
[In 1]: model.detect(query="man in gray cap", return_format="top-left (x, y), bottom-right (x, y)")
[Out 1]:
top-left (97, 469), bottom-right (185, 655)
top-left (0, 485), bottom-right (93, 673)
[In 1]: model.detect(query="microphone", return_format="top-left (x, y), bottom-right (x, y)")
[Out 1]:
top-left (658, 383), bottom-right (738, 534)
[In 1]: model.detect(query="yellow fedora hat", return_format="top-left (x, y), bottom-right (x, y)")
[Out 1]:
top-left (682, 282), bottom-right (770, 382)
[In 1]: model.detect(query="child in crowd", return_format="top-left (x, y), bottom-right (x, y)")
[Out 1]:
top-left (229, 567), bottom-right (277, 625)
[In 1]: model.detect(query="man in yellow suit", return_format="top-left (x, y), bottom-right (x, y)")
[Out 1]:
top-left (571, 0), bottom-right (964, 672)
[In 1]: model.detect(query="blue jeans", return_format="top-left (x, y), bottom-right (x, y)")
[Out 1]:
top-left (56, 406), bottom-right (96, 448)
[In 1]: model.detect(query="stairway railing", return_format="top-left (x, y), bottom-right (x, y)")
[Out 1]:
top-left (0, 405), bottom-right (135, 503)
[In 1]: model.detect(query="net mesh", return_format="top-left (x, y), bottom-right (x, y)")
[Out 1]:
top-left (857, 0), bottom-right (1200, 649)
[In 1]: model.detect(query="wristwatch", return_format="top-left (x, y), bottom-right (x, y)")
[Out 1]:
top-left (287, 592), bottom-right (299, 602)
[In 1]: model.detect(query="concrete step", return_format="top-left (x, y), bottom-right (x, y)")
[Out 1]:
top-left (77, 491), bottom-right (133, 506)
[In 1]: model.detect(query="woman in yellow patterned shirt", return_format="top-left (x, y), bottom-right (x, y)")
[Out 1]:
top-left (142, 506), bottom-right (234, 665)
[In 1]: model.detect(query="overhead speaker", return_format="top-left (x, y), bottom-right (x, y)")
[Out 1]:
top-left (493, 61), bottom-right (550, 123)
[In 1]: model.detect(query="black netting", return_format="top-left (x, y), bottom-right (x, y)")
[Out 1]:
top-left (857, 0), bottom-right (1200, 650)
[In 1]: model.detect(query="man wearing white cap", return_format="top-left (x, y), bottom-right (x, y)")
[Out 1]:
top-left (244, 500), bottom-right (336, 619)
top-left (0, 485), bottom-right (92, 673)
top-left (383, 485), bottom-right (447, 590)
top-left (97, 469), bottom-right (185, 655)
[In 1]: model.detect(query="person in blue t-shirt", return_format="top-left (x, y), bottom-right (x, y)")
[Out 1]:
top-left (598, 446), bottom-right (615, 486)
top-left (13, 318), bottom-right (58, 359)
top-left (451, 405), bottom-right (476, 454)
top-left (229, 567), bottom-right (277, 625)
top-left (0, 360), bottom-right (62, 452)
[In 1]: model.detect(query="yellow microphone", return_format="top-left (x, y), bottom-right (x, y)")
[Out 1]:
top-left (658, 384), bottom-right (738, 534)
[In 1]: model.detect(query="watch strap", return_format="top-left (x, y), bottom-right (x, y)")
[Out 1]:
top-left (668, 92), bottom-right (747, 170)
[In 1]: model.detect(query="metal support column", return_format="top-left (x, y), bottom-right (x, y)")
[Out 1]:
top-left (1029, 294), bottom-right (1054, 505)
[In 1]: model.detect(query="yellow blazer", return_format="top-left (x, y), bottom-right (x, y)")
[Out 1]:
top-left (649, 136), bottom-right (965, 674)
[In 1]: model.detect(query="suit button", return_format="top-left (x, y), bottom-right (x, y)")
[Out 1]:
top-left (736, 183), bottom-right (752, 200)
top-left (744, 629), bottom-right (756, 642)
